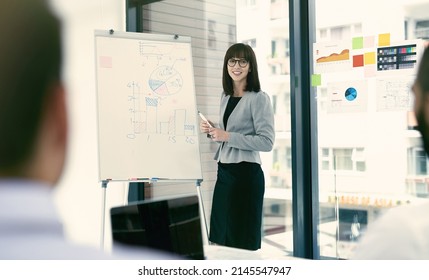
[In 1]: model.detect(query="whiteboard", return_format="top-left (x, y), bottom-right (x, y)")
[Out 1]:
top-left (94, 30), bottom-right (203, 182)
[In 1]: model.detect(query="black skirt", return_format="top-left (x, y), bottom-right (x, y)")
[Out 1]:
top-left (209, 161), bottom-right (265, 250)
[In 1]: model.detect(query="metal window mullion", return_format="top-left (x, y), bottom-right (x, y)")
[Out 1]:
top-left (289, 0), bottom-right (319, 259)
top-left (126, 0), bottom-right (143, 33)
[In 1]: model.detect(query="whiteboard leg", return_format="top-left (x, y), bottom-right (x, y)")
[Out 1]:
top-left (100, 181), bottom-right (108, 251)
top-left (196, 180), bottom-right (209, 245)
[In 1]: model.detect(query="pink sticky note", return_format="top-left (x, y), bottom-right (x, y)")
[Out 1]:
top-left (99, 56), bottom-right (112, 68)
top-left (364, 36), bottom-right (375, 48)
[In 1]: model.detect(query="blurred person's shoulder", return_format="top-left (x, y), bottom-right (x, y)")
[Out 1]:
top-left (351, 200), bottom-right (429, 260)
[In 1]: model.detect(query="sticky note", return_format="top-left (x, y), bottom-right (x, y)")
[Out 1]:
top-left (99, 56), bottom-right (112, 68)
top-left (364, 52), bottom-right (376, 65)
top-left (364, 36), bottom-right (375, 48)
top-left (353, 55), bottom-right (364, 67)
top-left (311, 74), bottom-right (321, 86)
top-left (378, 33), bottom-right (390, 47)
top-left (352, 37), bottom-right (364, 50)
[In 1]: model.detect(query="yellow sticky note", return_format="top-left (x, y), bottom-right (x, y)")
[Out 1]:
top-left (311, 74), bottom-right (322, 86)
top-left (364, 52), bottom-right (376, 65)
top-left (378, 33), bottom-right (390, 46)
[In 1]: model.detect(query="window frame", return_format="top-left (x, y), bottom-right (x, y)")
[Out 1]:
top-left (289, 0), bottom-right (319, 259)
top-left (126, 0), bottom-right (320, 260)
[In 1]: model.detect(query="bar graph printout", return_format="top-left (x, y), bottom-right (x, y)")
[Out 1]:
top-left (94, 30), bottom-right (202, 181)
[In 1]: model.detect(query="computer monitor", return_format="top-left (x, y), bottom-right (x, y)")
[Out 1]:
top-left (110, 194), bottom-right (204, 260)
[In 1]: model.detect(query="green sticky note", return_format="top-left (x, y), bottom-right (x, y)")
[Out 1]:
top-left (311, 74), bottom-right (321, 86)
top-left (352, 37), bottom-right (364, 49)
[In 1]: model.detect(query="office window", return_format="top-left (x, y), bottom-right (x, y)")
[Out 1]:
top-left (126, 0), bottom-right (429, 260)
top-left (408, 148), bottom-right (428, 175)
top-left (285, 39), bottom-right (290, 57)
top-left (416, 20), bottom-right (429, 39)
top-left (273, 148), bottom-right (279, 167)
top-left (353, 23), bottom-right (362, 34)
top-left (318, 87), bottom-right (328, 112)
top-left (315, 0), bottom-right (429, 260)
top-left (333, 148), bottom-right (353, 171)
top-left (330, 26), bottom-right (345, 40)
top-left (353, 148), bottom-right (366, 172)
top-left (416, 182), bottom-right (429, 197)
top-left (271, 40), bottom-right (276, 58)
top-left (321, 148), bottom-right (365, 172)
top-left (272, 94), bottom-right (278, 114)
top-left (229, 24), bottom-right (236, 46)
top-left (242, 38), bottom-right (257, 48)
top-left (321, 148), bottom-right (331, 170)
top-left (245, 0), bottom-right (256, 7)
top-left (405, 20), bottom-right (409, 40)
top-left (208, 20), bottom-right (216, 49)
top-left (320, 28), bottom-right (327, 39)
top-left (132, 0), bottom-right (293, 257)
top-left (286, 147), bottom-right (292, 170)
top-left (284, 91), bottom-right (290, 114)
top-left (271, 38), bottom-right (289, 58)
top-left (416, 150), bottom-right (427, 175)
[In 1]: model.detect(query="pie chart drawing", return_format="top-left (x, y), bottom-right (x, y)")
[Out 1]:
top-left (148, 65), bottom-right (183, 96)
top-left (345, 87), bottom-right (357, 101)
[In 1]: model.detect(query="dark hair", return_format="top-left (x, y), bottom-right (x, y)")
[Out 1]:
top-left (0, 0), bottom-right (62, 172)
top-left (417, 46), bottom-right (429, 95)
top-left (222, 43), bottom-right (261, 95)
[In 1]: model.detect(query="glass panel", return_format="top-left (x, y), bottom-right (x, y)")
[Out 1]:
top-left (237, 0), bottom-right (293, 256)
top-left (137, 0), bottom-right (292, 257)
top-left (315, 0), bottom-right (429, 259)
top-left (416, 150), bottom-right (427, 174)
top-left (334, 148), bottom-right (353, 171)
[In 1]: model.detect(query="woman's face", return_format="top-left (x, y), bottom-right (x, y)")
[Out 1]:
top-left (227, 57), bottom-right (250, 84)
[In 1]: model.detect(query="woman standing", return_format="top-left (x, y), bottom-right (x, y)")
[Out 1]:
top-left (200, 43), bottom-right (275, 250)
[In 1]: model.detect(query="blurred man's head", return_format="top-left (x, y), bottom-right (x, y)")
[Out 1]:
top-left (0, 0), bottom-right (67, 185)
top-left (413, 46), bottom-right (429, 156)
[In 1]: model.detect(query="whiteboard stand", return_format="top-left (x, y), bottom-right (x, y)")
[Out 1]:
top-left (196, 179), bottom-right (209, 243)
top-left (99, 179), bottom-right (209, 251)
top-left (95, 30), bottom-right (207, 250)
top-left (99, 180), bottom-right (109, 250)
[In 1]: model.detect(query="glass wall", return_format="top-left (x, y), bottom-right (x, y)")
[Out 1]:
top-left (314, 0), bottom-right (429, 259)
top-left (129, 0), bottom-right (294, 257)
top-left (236, 0), bottom-right (293, 255)
top-left (130, 0), bottom-right (429, 259)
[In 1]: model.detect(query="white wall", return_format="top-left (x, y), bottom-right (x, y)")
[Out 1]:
top-left (50, 0), bottom-right (126, 250)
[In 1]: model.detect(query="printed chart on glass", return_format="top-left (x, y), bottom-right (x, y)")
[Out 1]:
top-left (313, 34), bottom-right (424, 114)
top-left (94, 30), bottom-right (202, 182)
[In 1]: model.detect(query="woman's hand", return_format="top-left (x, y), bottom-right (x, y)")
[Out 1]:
top-left (200, 120), bottom-right (212, 133)
top-left (208, 127), bottom-right (229, 142)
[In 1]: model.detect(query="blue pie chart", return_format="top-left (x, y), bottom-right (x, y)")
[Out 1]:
top-left (345, 87), bottom-right (357, 101)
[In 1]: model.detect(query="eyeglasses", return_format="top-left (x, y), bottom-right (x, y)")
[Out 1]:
top-left (227, 58), bottom-right (248, 67)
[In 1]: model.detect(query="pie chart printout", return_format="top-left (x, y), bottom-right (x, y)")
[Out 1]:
top-left (345, 87), bottom-right (357, 101)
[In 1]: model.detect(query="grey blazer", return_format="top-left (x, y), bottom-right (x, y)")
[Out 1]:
top-left (214, 90), bottom-right (275, 164)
